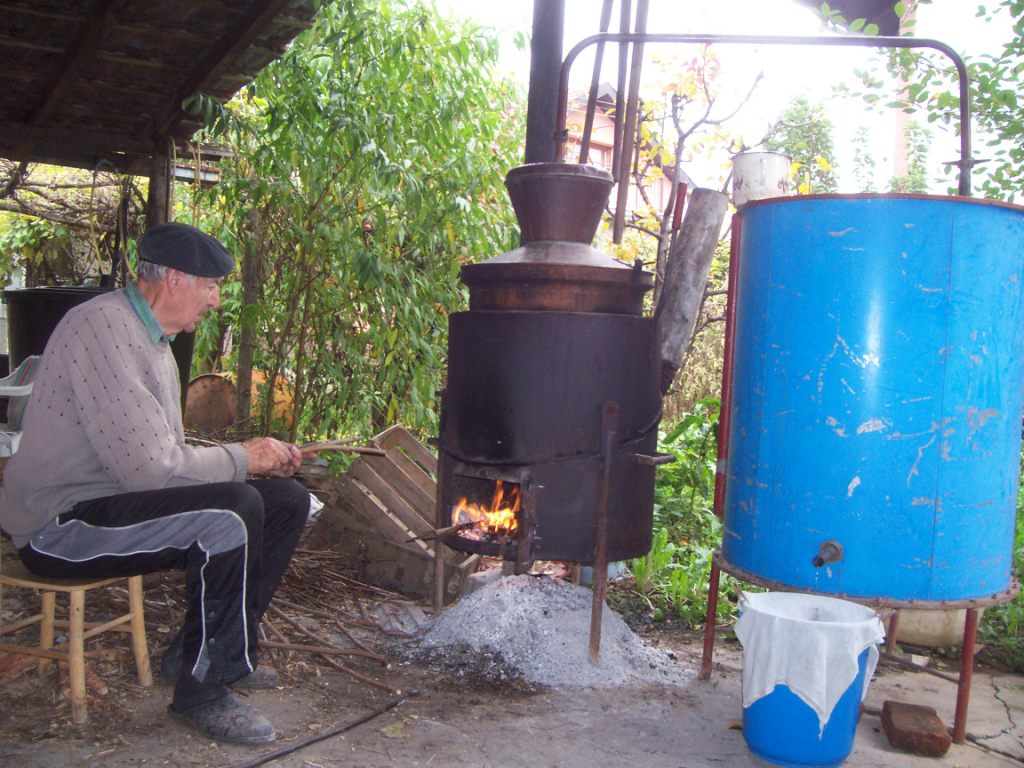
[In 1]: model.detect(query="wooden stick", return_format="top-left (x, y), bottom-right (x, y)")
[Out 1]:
top-left (260, 639), bottom-right (386, 663)
top-left (317, 652), bottom-right (400, 695)
top-left (268, 604), bottom-right (388, 666)
top-left (270, 596), bottom-right (378, 655)
top-left (299, 437), bottom-right (359, 449)
top-left (302, 445), bottom-right (386, 456)
top-left (271, 595), bottom-right (363, 624)
top-left (406, 521), bottom-right (475, 542)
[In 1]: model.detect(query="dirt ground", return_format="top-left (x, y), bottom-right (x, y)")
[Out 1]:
top-left (3, 576), bottom-right (1024, 768)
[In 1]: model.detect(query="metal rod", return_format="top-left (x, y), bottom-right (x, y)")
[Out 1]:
top-left (590, 400), bottom-right (620, 664)
top-left (886, 609), bottom-right (901, 654)
top-left (613, 0), bottom-right (631, 181)
top-left (555, 33), bottom-right (973, 196)
top-left (699, 560), bottom-right (721, 680)
top-left (701, 215), bottom-right (738, 681)
top-left (953, 607), bottom-right (980, 744)
top-left (879, 650), bottom-right (960, 684)
top-left (712, 217), bottom-right (741, 518)
top-left (515, 479), bottom-right (537, 575)
top-left (578, 0), bottom-right (614, 165)
top-left (612, 1), bottom-right (649, 243)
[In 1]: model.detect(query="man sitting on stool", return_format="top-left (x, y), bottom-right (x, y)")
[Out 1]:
top-left (0, 222), bottom-right (309, 745)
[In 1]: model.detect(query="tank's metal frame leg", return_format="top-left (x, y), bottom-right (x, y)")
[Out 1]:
top-left (589, 401), bottom-right (619, 665)
top-left (886, 609), bottom-right (900, 654)
top-left (952, 607), bottom-right (980, 744)
top-left (699, 560), bottom-right (721, 681)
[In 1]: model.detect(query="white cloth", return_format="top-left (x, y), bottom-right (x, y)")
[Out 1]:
top-left (307, 492), bottom-right (325, 523)
top-left (734, 591), bottom-right (885, 734)
top-left (0, 431), bottom-right (20, 457)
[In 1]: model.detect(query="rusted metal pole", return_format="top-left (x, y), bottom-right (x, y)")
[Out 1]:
top-left (612, 0), bottom-right (631, 179)
top-left (699, 219), bottom-right (741, 682)
top-left (952, 607), bottom-right (980, 744)
top-left (514, 480), bottom-right (537, 575)
top-left (711, 218), bottom-right (742, 518)
top-left (578, 0), bottom-right (614, 165)
top-left (589, 401), bottom-right (619, 664)
top-left (611, 0), bottom-right (649, 244)
top-left (886, 609), bottom-right (901, 654)
top-left (699, 560), bottom-right (721, 680)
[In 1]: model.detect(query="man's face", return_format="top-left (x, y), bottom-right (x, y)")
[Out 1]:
top-left (177, 272), bottom-right (222, 333)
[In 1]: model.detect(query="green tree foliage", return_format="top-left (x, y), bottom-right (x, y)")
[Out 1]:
top-left (188, 0), bottom-right (523, 439)
top-left (889, 119), bottom-right (932, 192)
top-left (851, 125), bottom-right (878, 192)
top-left (0, 163), bottom-right (142, 287)
top-left (765, 96), bottom-right (839, 194)
top-left (858, 1), bottom-right (1020, 200)
top-left (629, 399), bottom-right (737, 624)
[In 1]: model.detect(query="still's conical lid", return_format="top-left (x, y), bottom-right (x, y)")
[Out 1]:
top-left (462, 163), bottom-right (653, 314)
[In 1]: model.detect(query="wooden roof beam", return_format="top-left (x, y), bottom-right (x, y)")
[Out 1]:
top-left (0, 119), bottom-right (155, 163)
top-left (0, 2), bottom-right (81, 24)
top-left (26, 0), bottom-right (120, 124)
top-left (154, 0), bottom-right (297, 138)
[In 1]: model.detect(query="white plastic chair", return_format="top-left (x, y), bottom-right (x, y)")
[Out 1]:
top-left (0, 355), bottom-right (40, 455)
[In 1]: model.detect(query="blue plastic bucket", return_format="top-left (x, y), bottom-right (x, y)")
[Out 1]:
top-left (743, 649), bottom-right (868, 768)
top-left (735, 592), bottom-right (884, 768)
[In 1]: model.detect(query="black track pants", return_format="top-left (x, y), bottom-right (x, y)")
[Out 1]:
top-left (20, 478), bottom-right (308, 686)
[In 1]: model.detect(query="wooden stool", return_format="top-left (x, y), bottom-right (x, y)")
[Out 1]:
top-left (0, 554), bottom-right (153, 724)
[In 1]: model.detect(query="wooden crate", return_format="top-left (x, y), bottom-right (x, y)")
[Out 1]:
top-left (313, 426), bottom-right (477, 602)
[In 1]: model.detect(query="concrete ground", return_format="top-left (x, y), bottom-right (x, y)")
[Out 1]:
top-left (1, 623), bottom-right (1021, 768)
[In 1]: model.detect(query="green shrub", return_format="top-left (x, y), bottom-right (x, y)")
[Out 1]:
top-left (979, 469), bottom-right (1024, 668)
top-left (628, 399), bottom-right (739, 624)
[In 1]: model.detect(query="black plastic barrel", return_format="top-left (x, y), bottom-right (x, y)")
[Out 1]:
top-left (3, 286), bottom-right (112, 367)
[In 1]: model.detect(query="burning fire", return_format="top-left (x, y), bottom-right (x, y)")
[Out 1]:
top-left (453, 480), bottom-right (520, 537)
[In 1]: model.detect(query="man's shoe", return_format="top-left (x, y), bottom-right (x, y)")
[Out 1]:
top-left (169, 692), bottom-right (276, 745)
top-left (161, 634), bottom-right (279, 688)
top-left (232, 665), bottom-right (279, 689)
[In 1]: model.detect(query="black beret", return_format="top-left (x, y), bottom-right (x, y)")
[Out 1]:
top-left (139, 222), bottom-right (234, 277)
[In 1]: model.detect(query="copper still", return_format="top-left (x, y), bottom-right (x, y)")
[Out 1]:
top-left (436, 163), bottom-right (662, 572)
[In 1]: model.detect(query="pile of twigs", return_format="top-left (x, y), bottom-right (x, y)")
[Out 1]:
top-left (260, 547), bottom-right (410, 695)
top-left (147, 545), bottom-right (417, 697)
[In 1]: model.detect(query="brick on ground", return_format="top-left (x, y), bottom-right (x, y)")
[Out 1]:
top-left (881, 700), bottom-right (952, 757)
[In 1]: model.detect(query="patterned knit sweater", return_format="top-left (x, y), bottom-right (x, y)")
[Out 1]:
top-left (0, 289), bottom-right (247, 547)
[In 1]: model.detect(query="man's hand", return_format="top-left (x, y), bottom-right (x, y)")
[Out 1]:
top-left (241, 437), bottom-right (304, 477)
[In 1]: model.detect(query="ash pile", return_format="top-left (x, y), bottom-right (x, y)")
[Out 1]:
top-left (412, 573), bottom-right (691, 689)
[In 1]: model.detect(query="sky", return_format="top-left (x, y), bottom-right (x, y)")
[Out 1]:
top-left (434, 0), bottom-right (1010, 192)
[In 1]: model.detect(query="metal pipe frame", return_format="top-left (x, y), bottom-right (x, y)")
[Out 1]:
top-left (589, 400), bottom-right (620, 664)
top-left (555, 33), bottom-right (973, 195)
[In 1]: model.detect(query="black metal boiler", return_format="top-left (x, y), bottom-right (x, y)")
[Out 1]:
top-left (436, 163), bottom-right (663, 574)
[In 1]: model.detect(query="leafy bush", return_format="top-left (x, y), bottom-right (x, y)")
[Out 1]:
top-left (979, 468), bottom-right (1024, 668)
top-left (628, 399), bottom-right (738, 624)
top-left (186, 0), bottom-right (524, 441)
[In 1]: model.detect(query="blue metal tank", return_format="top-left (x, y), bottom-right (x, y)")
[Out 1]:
top-left (722, 195), bottom-right (1024, 602)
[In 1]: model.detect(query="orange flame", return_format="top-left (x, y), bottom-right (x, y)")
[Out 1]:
top-left (453, 480), bottom-right (520, 536)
